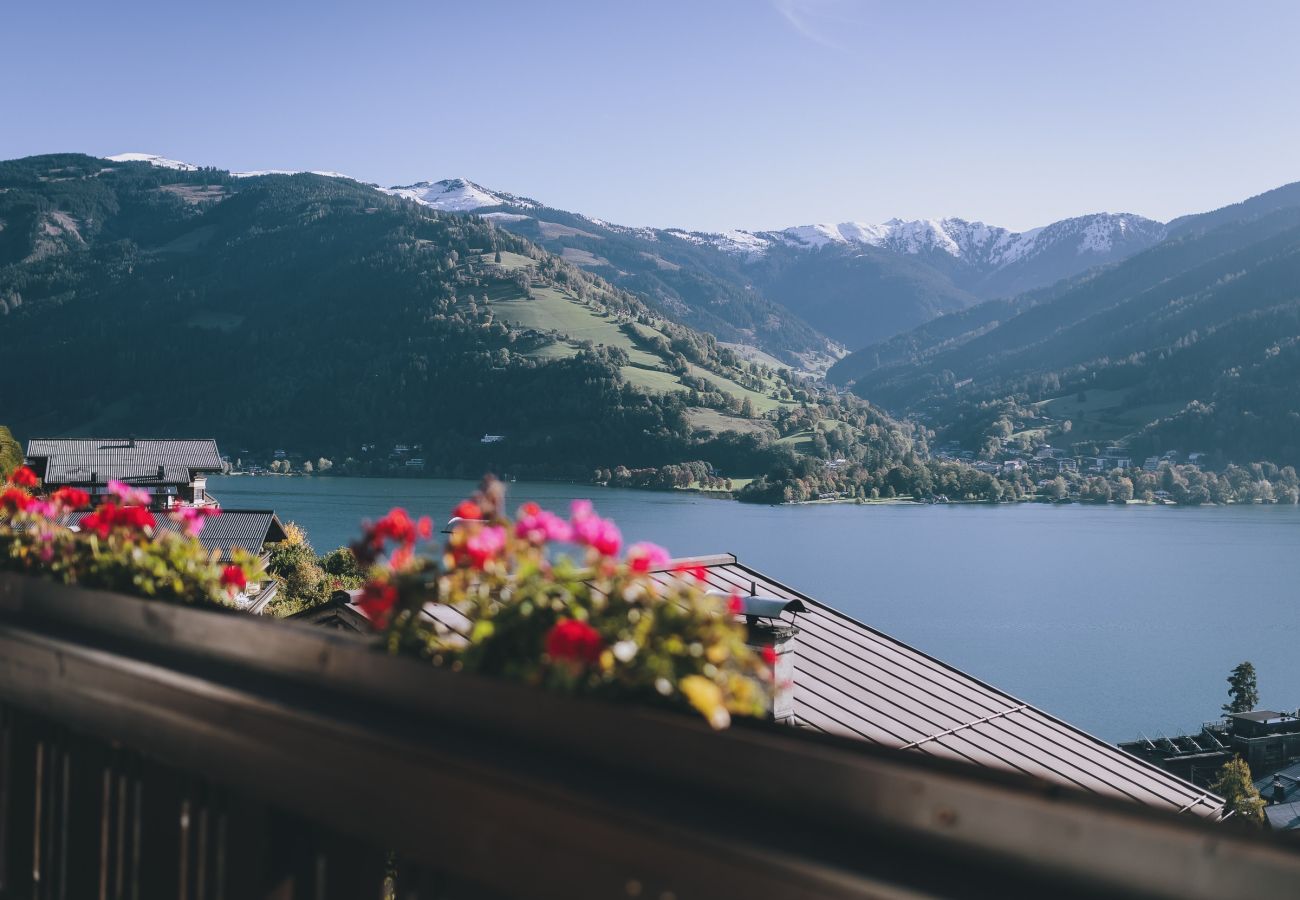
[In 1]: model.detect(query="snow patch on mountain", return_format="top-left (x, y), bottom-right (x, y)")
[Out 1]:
top-left (383, 178), bottom-right (538, 212)
top-left (107, 152), bottom-right (198, 171)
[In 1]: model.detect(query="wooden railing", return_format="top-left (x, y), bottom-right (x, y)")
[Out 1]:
top-left (0, 571), bottom-right (1297, 899)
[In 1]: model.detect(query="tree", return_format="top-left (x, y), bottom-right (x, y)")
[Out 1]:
top-left (0, 426), bottom-right (22, 480)
top-left (1224, 661), bottom-right (1259, 715)
top-left (1210, 757), bottom-right (1264, 824)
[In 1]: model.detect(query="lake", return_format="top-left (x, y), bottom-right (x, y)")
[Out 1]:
top-left (210, 475), bottom-right (1300, 743)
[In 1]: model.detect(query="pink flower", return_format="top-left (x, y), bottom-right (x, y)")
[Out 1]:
top-left (569, 501), bottom-right (621, 556)
top-left (168, 505), bottom-right (220, 537)
top-left (107, 480), bottom-right (151, 507)
top-left (465, 525), bottom-right (507, 569)
top-left (515, 507), bottom-right (573, 545)
top-left (627, 541), bottom-right (670, 573)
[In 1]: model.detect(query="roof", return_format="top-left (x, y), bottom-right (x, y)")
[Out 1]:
top-left (647, 555), bottom-right (1225, 820)
top-left (25, 438), bottom-right (224, 485)
top-left (66, 509), bottom-right (286, 561)
top-left (1232, 710), bottom-right (1297, 724)
top-left (1266, 802), bottom-right (1300, 831)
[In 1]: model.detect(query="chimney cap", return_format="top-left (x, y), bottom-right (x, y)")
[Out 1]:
top-left (709, 592), bottom-right (807, 618)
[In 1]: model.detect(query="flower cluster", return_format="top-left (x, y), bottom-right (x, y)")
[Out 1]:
top-left (0, 467), bottom-right (261, 606)
top-left (356, 477), bottom-right (773, 728)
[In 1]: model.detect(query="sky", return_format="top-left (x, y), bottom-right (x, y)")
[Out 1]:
top-left (5, 0), bottom-right (1300, 232)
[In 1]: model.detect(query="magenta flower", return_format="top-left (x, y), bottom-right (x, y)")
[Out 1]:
top-left (627, 541), bottom-right (670, 573)
top-left (466, 525), bottom-right (507, 569)
top-left (168, 505), bottom-right (220, 537)
top-left (515, 504), bottom-right (573, 545)
top-left (107, 480), bottom-right (151, 507)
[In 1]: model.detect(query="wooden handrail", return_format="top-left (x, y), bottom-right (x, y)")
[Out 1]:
top-left (0, 571), bottom-right (1297, 899)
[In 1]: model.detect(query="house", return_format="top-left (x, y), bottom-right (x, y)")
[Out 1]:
top-left (25, 438), bottom-right (225, 510)
top-left (302, 553), bottom-right (1224, 820)
top-left (1256, 760), bottom-right (1300, 832)
top-left (481, 434), bottom-right (505, 444)
top-left (1143, 457), bottom-right (1162, 472)
top-left (1057, 458), bottom-right (1078, 474)
top-left (1001, 459), bottom-right (1025, 473)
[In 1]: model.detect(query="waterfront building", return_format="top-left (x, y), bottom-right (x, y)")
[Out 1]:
top-left (24, 437), bottom-right (225, 510)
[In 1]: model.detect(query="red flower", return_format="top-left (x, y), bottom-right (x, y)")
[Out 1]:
top-left (727, 592), bottom-right (744, 615)
top-left (9, 466), bottom-right (38, 488)
top-left (545, 618), bottom-right (604, 665)
top-left (673, 562), bottom-right (709, 583)
top-left (761, 645), bottom-right (779, 667)
top-left (220, 565), bottom-right (247, 593)
top-left (357, 581), bottom-right (399, 627)
top-left (452, 500), bottom-right (482, 521)
top-left (0, 488), bottom-right (32, 514)
top-left (417, 515), bottom-right (433, 540)
top-left (50, 486), bottom-right (90, 511)
top-left (372, 508), bottom-right (417, 545)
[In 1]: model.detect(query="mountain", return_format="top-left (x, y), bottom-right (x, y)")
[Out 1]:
top-left (0, 152), bottom-right (926, 491)
top-left (384, 177), bottom-right (1166, 355)
top-left (829, 183), bottom-right (1300, 466)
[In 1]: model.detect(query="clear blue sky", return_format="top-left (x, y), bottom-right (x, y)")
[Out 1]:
top-left (5, 0), bottom-right (1299, 232)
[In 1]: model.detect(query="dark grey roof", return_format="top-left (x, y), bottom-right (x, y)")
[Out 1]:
top-left (1266, 801), bottom-right (1300, 831)
top-left (649, 555), bottom-right (1224, 820)
top-left (66, 509), bottom-right (285, 561)
top-left (26, 438), bottom-right (223, 485)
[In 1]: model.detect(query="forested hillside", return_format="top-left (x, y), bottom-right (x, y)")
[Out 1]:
top-left (829, 187), bottom-right (1300, 466)
top-left (0, 154), bottom-right (928, 492)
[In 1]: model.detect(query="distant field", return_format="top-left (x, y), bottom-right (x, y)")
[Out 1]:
top-left (525, 341), bottom-right (579, 361)
top-left (1037, 388), bottom-right (1188, 445)
top-left (685, 363), bottom-right (789, 413)
top-left (560, 247), bottom-right (613, 268)
top-left (685, 407), bottom-right (773, 436)
top-left (620, 365), bottom-right (684, 394)
top-left (480, 250), bottom-right (535, 272)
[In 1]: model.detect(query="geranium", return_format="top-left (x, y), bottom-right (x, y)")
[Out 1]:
top-left (168, 505), bottom-right (219, 537)
top-left (570, 500), bottom-right (621, 557)
top-left (219, 565), bottom-right (248, 593)
top-left (727, 591), bottom-right (744, 615)
top-left (107, 480), bottom-right (151, 507)
top-left (49, 486), bottom-right (90, 512)
top-left (352, 507), bottom-right (432, 566)
top-left (465, 524), bottom-right (507, 569)
top-left (9, 467), bottom-right (38, 488)
top-left (357, 580), bottom-right (399, 625)
top-left (627, 541), bottom-right (670, 574)
top-left (515, 505), bottom-right (572, 545)
top-left (0, 488), bottom-right (32, 514)
top-left (545, 618), bottom-right (604, 665)
top-left (357, 482), bottom-right (772, 729)
top-left (673, 562), bottom-right (709, 583)
top-left (452, 500), bottom-right (483, 521)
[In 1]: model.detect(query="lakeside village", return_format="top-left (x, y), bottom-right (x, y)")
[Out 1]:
top-left (220, 433), bottom-right (1300, 509)
top-left (5, 436), bottom-right (1300, 835)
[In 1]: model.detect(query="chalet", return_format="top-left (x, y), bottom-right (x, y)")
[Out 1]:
top-left (1143, 456), bottom-right (1162, 472)
top-left (25, 438), bottom-right (225, 510)
top-left (299, 553), bottom-right (1224, 820)
top-left (1256, 760), bottom-right (1300, 832)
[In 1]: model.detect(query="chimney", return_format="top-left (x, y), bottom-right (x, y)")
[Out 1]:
top-left (1273, 777), bottom-right (1288, 805)
top-left (158, 465), bottom-right (165, 479)
top-left (128, 436), bottom-right (136, 448)
top-left (715, 592), bottom-right (806, 724)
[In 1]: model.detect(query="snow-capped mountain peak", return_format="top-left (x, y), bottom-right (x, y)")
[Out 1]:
top-left (382, 178), bottom-right (538, 212)
top-left (107, 152), bottom-right (198, 171)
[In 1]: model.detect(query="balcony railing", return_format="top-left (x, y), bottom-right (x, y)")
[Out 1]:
top-left (0, 571), bottom-right (1297, 899)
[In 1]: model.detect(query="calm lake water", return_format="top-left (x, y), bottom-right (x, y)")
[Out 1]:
top-left (210, 475), bottom-right (1300, 743)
